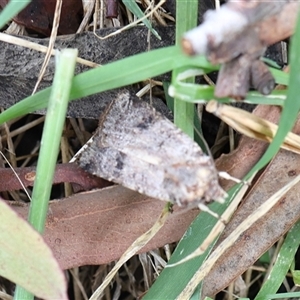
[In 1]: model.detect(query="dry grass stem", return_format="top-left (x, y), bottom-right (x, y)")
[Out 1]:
top-left (90, 204), bottom-right (171, 300)
top-left (77, 0), bottom-right (96, 33)
top-left (69, 268), bottom-right (89, 300)
top-left (1, 116), bottom-right (45, 141)
top-left (143, 0), bottom-right (167, 26)
top-left (167, 173), bottom-right (254, 268)
top-left (206, 101), bottom-right (300, 154)
top-left (93, 0), bottom-right (166, 40)
top-left (19, 143), bottom-right (40, 168)
top-left (32, 0), bottom-right (62, 94)
top-left (177, 173), bottom-right (300, 299)
top-left (0, 32), bottom-right (99, 68)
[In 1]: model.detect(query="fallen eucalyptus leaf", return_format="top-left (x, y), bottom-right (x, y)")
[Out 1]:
top-left (9, 185), bottom-right (199, 269)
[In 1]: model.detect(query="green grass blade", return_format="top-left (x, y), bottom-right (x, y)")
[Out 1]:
top-left (171, 82), bottom-right (287, 106)
top-left (175, 0), bottom-right (198, 38)
top-left (14, 49), bottom-right (77, 300)
top-left (28, 49), bottom-right (77, 231)
top-left (122, 0), bottom-right (161, 39)
top-left (0, 0), bottom-right (31, 29)
top-left (172, 0), bottom-right (198, 138)
top-left (146, 8), bottom-right (300, 300)
top-left (264, 292), bottom-right (300, 299)
top-left (163, 81), bottom-right (205, 149)
top-left (262, 57), bottom-right (281, 69)
top-left (270, 67), bottom-right (289, 85)
top-left (251, 15), bottom-right (300, 300)
top-left (254, 221), bottom-right (300, 300)
top-left (143, 184), bottom-right (241, 299)
top-left (0, 46), bottom-right (215, 125)
top-left (170, 65), bottom-right (288, 105)
top-left (243, 10), bottom-right (300, 181)
top-left (162, 81), bottom-right (174, 112)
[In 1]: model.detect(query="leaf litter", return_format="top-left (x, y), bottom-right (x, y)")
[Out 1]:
top-left (1, 0), bottom-right (300, 298)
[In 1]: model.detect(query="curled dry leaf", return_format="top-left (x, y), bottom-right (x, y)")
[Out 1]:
top-left (0, 163), bottom-right (111, 192)
top-left (183, 1), bottom-right (296, 61)
top-left (182, 1), bottom-right (299, 98)
top-left (106, 0), bottom-right (118, 19)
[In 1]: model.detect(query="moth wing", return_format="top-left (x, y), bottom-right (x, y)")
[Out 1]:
top-left (78, 132), bottom-right (171, 201)
top-left (77, 92), bottom-right (224, 205)
top-left (100, 92), bottom-right (207, 166)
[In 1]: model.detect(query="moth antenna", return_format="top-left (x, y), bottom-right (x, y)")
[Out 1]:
top-left (197, 203), bottom-right (226, 225)
top-left (218, 171), bottom-right (250, 186)
top-left (70, 135), bottom-right (95, 163)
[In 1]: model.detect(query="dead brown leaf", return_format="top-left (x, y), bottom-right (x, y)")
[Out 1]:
top-left (0, 163), bottom-right (111, 192)
top-left (202, 148), bottom-right (300, 297)
top-left (202, 107), bottom-right (300, 297)
top-left (215, 104), bottom-right (282, 190)
top-left (10, 185), bottom-right (199, 269)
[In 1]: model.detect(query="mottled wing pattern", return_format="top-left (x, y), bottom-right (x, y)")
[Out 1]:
top-left (78, 92), bottom-right (225, 206)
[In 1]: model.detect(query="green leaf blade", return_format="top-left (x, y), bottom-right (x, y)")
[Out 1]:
top-left (0, 0), bottom-right (31, 29)
top-left (0, 199), bottom-right (67, 299)
top-left (122, 0), bottom-right (161, 39)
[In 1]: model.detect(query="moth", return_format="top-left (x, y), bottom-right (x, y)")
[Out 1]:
top-left (76, 92), bottom-right (226, 207)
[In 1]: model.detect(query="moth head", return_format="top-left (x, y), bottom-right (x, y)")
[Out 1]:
top-left (163, 164), bottom-right (223, 206)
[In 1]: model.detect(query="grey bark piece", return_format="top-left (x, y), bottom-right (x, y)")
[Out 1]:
top-left (0, 23), bottom-right (284, 119)
top-left (0, 26), bottom-right (175, 119)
